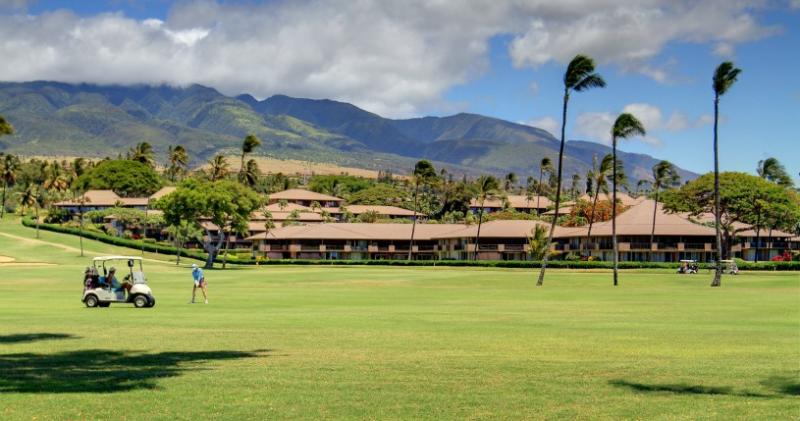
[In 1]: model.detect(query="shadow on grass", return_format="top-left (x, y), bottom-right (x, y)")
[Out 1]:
top-left (609, 380), bottom-right (772, 398)
top-left (761, 376), bottom-right (800, 396)
top-left (0, 349), bottom-right (269, 393)
top-left (0, 333), bottom-right (78, 344)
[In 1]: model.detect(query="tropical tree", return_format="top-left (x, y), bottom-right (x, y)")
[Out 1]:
top-left (504, 172), bottom-right (518, 192)
top-left (757, 157), bottom-right (793, 188)
top-left (408, 160), bottom-right (438, 260)
top-left (261, 210), bottom-right (276, 257)
top-left (473, 175), bottom-right (501, 261)
top-left (167, 145), bottom-right (189, 181)
top-left (583, 153), bottom-right (613, 256)
top-left (128, 142), bottom-right (156, 168)
top-left (164, 220), bottom-right (203, 265)
top-left (710, 61), bottom-right (741, 287)
top-left (0, 115), bottom-right (13, 136)
top-left (17, 184), bottom-right (41, 238)
top-left (239, 134), bottom-right (261, 181)
top-left (649, 160), bottom-right (681, 246)
top-left (241, 159), bottom-right (260, 187)
top-left (536, 157), bottom-right (552, 211)
top-left (527, 224), bottom-right (549, 260)
top-left (208, 154), bottom-right (230, 182)
top-left (1, 153), bottom-right (21, 218)
top-left (610, 113), bottom-right (646, 286)
top-left (74, 160), bottom-right (161, 197)
top-left (537, 54), bottom-right (606, 286)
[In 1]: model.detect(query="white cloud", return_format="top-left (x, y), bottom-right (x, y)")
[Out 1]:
top-left (575, 103), bottom-right (712, 145)
top-left (791, 0), bottom-right (800, 9)
top-left (0, 0), bottom-right (783, 116)
top-left (524, 116), bottom-right (559, 135)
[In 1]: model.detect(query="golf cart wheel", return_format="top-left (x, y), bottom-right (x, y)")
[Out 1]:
top-left (84, 295), bottom-right (99, 308)
top-left (133, 294), bottom-right (149, 308)
top-left (147, 296), bottom-right (156, 308)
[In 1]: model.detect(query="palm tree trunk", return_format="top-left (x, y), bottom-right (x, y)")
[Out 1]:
top-left (222, 228), bottom-right (231, 269)
top-left (1, 181), bottom-right (6, 219)
top-left (78, 205), bottom-right (84, 257)
top-left (35, 206), bottom-right (40, 239)
top-left (537, 90), bottom-right (569, 286)
top-left (650, 186), bottom-right (659, 257)
top-left (536, 168), bottom-right (543, 211)
top-left (408, 182), bottom-right (419, 261)
top-left (711, 96), bottom-right (723, 287)
top-left (612, 137), bottom-right (619, 287)
top-left (584, 182), bottom-right (602, 258)
top-left (475, 204), bottom-right (485, 261)
top-left (754, 222), bottom-right (761, 262)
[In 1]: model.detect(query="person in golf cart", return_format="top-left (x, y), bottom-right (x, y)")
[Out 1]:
top-left (99, 267), bottom-right (132, 293)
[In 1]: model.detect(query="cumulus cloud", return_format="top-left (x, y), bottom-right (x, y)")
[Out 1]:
top-left (574, 103), bottom-right (711, 145)
top-left (0, 0), bottom-right (783, 116)
top-left (524, 116), bottom-right (559, 135)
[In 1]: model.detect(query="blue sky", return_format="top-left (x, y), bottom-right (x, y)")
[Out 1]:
top-left (1, 0), bottom-right (798, 180)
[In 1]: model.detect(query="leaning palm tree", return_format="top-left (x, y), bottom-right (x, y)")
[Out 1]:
top-left (408, 160), bottom-right (437, 260)
top-left (1, 153), bottom-right (21, 219)
top-left (584, 153), bottom-right (613, 257)
top-left (757, 157), bottom-right (793, 188)
top-left (208, 154), bottom-right (230, 182)
top-left (536, 157), bottom-right (552, 211)
top-left (610, 113), bottom-right (646, 286)
top-left (128, 142), bottom-right (156, 168)
top-left (537, 55), bottom-right (606, 286)
top-left (239, 134), bottom-right (261, 181)
top-left (649, 160), bottom-right (681, 247)
top-left (473, 175), bottom-right (500, 261)
top-left (711, 62), bottom-right (741, 287)
top-left (167, 145), bottom-right (189, 181)
top-left (18, 184), bottom-right (41, 238)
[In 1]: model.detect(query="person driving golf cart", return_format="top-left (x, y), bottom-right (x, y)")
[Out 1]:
top-left (678, 260), bottom-right (698, 274)
top-left (82, 257), bottom-right (150, 308)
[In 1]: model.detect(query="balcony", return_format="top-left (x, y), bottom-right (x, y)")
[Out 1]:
top-left (629, 242), bottom-right (652, 250)
top-left (504, 244), bottom-right (525, 251)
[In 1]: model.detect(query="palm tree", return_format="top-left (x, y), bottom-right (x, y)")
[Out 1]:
top-left (711, 62), bottom-right (741, 287)
top-left (584, 153), bottom-right (613, 257)
top-left (527, 224), bottom-right (549, 261)
top-left (649, 161), bottom-right (681, 247)
top-left (128, 142), bottom-right (156, 168)
top-left (240, 135), bottom-right (261, 181)
top-left (241, 159), bottom-right (260, 187)
top-left (611, 113), bottom-right (646, 286)
top-left (536, 157), bottom-right (552, 211)
top-left (757, 157), bottom-right (793, 188)
top-left (537, 55), bottom-right (606, 286)
top-left (167, 145), bottom-right (189, 181)
top-left (504, 172), bottom-right (518, 192)
top-left (261, 210), bottom-right (276, 258)
top-left (208, 154), bottom-right (229, 181)
top-left (408, 160), bottom-right (437, 260)
top-left (1, 153), bottom-right (21, 219)
top-left (473, 175), bottom-right (500, 261)
top-left (18, 184), bottom-right (41, 238)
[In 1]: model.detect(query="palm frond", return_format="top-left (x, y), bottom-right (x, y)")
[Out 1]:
top-left (573, 74), bottom-right (607, 92)
top-left (611, 113), bottom-right (646, 140)
top-left (713, 61), bottom-right (741, 96)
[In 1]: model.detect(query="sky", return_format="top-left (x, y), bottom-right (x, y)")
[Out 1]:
top-left (0, 0), bottom-right (798, 180)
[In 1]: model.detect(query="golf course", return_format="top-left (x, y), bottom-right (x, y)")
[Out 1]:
top-left (0, 218), bottom-right (798, 420)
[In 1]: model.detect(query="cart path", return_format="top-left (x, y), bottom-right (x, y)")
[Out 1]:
top-left (0, 231), bottom-right (177, 266)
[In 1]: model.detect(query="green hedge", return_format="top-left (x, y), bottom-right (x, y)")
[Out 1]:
top-left (20, 218), bottom-right (800, 271)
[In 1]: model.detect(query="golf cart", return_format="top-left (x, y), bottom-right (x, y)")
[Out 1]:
top-left (677, 259), bottom-right (698, 274)
top-left (720, 259), bottom-right (739, 275)
top-left (82, 256), bottom-right (155, 308)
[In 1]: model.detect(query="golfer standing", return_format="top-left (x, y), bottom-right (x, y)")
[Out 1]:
top-left (190, 263), bottom-right (208, 304)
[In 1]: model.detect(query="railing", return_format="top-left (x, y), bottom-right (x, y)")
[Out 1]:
top-left (478, 244), bottom-right (499, 251)
top-left (658, 243), bottom-right (679, 250)
top-left (684, 243), bottom-right (706, 250)
top-left (504, 244), bottom-right (525, 251)
top-left (629, 243), bottom-right (652, 250)
top-left (416, 245), bottom-right (437, 251)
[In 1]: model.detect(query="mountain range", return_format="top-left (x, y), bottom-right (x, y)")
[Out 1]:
top-left (0, 81), bottom-right (697, 183)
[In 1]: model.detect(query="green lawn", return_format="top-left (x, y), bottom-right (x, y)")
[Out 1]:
top-left (0, 218), bottom-right (798, 420)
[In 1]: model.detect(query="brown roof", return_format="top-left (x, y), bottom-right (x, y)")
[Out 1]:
top-left (578, 192), bottom-right (643, 207)
top-left (325, 205), bottom-right (419, 217)
top-left (432, 220), bottom-right (581, 240)
top-left (568, 199), bottom-right (716, 237)
top-left (264, 202), bottom-right (312, 212)
top-left (268, 189), bottom-right (343, 202)
top-left (250, 211), bottom-right (324, 222)
top-left (149, 186), bottom-right (176, 200)
top-left (692, 214), bottom-right (795, 238)
top-left (470, 195), bottom-right (553, 210)
top-left (542, 206), bottom-right (573, 216)
top-left (247, 223), bottom-right (467, 241)
top-left (54, 190), bottom-right (122, 206)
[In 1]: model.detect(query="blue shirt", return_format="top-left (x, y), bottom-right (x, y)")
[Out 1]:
top-left (192, 268), bottom-right (204, 281)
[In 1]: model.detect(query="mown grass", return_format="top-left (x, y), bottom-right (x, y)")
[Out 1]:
top-left (0, 218), bottom-right (798, 420)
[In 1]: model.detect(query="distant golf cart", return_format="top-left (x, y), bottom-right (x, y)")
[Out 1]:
top-left (82, 256), bottom-right (155, 308)
top-left (677, 259), bottom-right (698, 274)
top-left (721, 259), bottom-right (739, 275)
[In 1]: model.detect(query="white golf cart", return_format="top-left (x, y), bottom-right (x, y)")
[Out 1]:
top-left (82, 256), bottom-right (155, 308)
top-left (677, 259), bottom-right (698, 274)
top-left (720, 259), bottom-right (739, 275)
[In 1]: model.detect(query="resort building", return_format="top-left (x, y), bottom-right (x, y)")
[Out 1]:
top-left (54, 187), bottom-right (177, 214)
top-left (267, 188), bottom-right (343, 207)
top-left (470, 195), bottom-right (553, 214)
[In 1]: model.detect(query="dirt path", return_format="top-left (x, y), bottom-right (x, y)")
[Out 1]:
top-left (0, 255), bottom-right (15, 263)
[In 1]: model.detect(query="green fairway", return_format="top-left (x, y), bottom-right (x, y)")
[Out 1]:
top-left (0, 219), bottom-right (798, 420)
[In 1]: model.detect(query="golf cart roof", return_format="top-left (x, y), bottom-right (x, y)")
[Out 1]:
top-left (679, 259), bottom-right (696, 262)
top-left (720, 259), bottom-right (734, 263)
top-left (93, 256), bottom-right (143, 262)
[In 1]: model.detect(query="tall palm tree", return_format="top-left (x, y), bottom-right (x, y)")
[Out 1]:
top-left (711, 62), bottom-right (741, 287)
top-left (18, 184), bottom-right (41, 238)
top-left (757, 157), bottom-right (793, 188)
top-left (408, 160), bottom-right (437, 260)
top-left (504, 172), bottom-right (518, 192)
top-left (208, 154), bottom-right (230, 181)
top-left (240, 134), bottom-right (261, 181)
top-left (611, 113), bottom-right (646, 286)
top-left (584, 153), bottom-right (613, 257)
top-left (536, 157), bottom-right (552, 211)
top-left (241, 159), bottom-right (260, 187)
top-left (473, 175), bottom-right (500, 260)
top-left (1, 153), bottom-right (21, 219)
top-left (128, 142), bottom-right (156, 168)
top-left (167, 145), bottom-right (189, 181)
top-left (649, 160), bottom-right (681, 247)
top-left (537, 55), bottom-right (606, 286)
